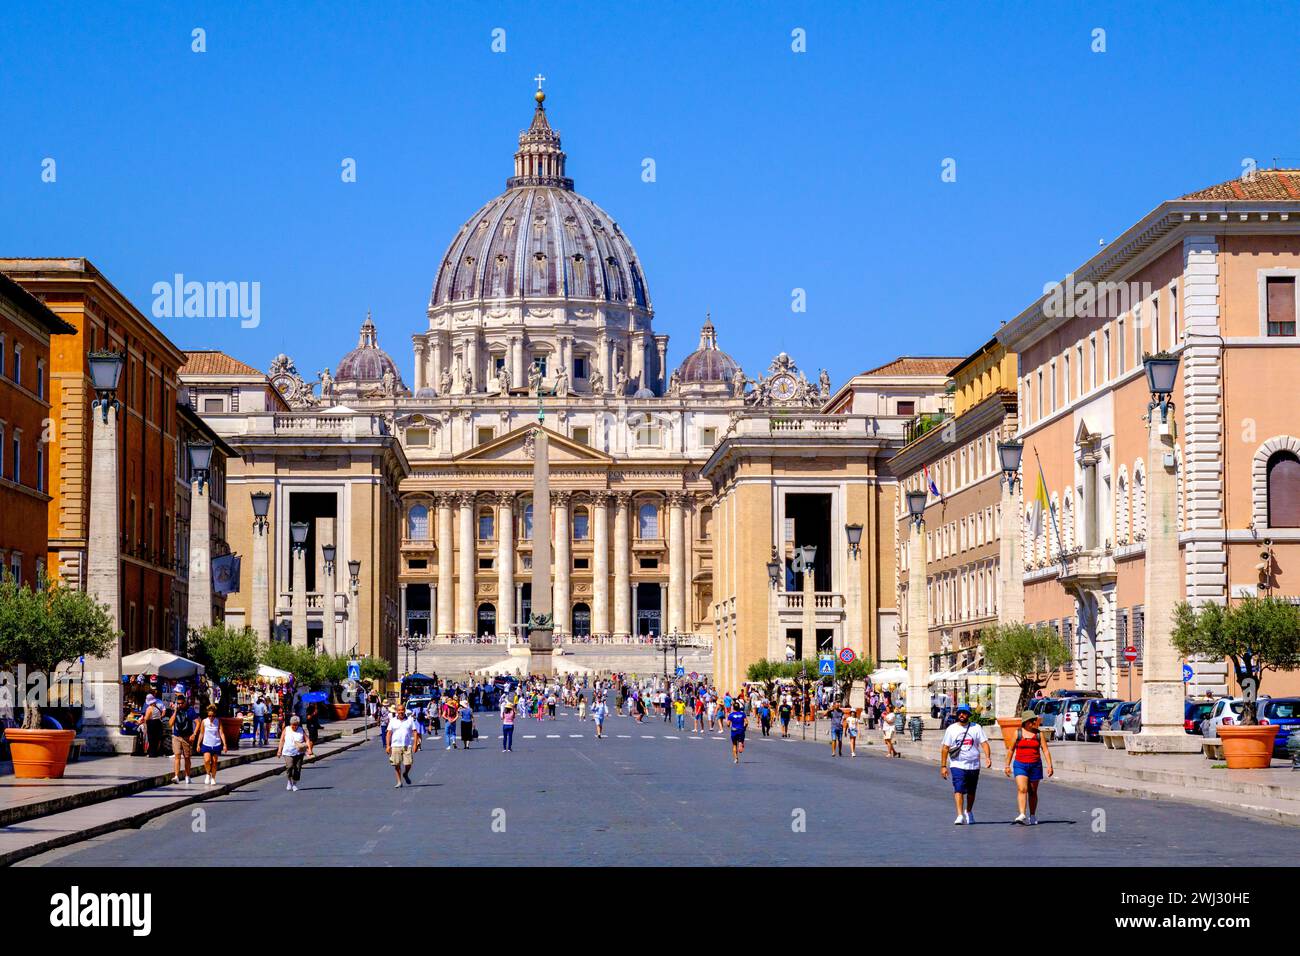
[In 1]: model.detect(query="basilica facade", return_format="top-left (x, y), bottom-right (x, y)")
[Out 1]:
top-left (183, 90), bottom-right (935, 678)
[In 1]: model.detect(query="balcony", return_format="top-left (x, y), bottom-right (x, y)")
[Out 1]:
top-left (1057, 548), bottom-right (1117, 590)
top-left (779, 592), bottom-right (845, 611)
top-left (401, 536), bottom-right (435, 551)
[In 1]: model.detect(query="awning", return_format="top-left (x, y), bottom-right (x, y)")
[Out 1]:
top-left (869, 668), bottom-right (908, 684)
top-left (121, 648), bottom-right (205, 679)
top-left (257, 664), bottom-right (292, 681)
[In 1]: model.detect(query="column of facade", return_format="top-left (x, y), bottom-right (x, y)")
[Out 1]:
top-left (667, 492), bottom-right (686, 634)
top-left (456, 492), bottom-right (476, 636)
top-left (592, 493), bottom-right (611, 635)
top-left (413, 339), bottom-right (427, 393)
top-left (83, 403), bottom-right (125, 753)
top-left (431, 337), bottom-right (445, 394)
top-left (251, 512), bottom-right (271, 643)
top-left (553, 491), bottom-right (572, 635)
top-left (186, 477), bottom-right (212, 631)
top-left (496, 492), bottom-right (515, 639)
top-left (613, 493), bottom-right (632, 638)
top-left (467, 332), bottom-right (480, 393)
top-left (631, 331), bottom-right (646, 389)
top-left (511, 335), bottom-right (525, 390)
top-left (436, 493), bottom-right (455, 637)
top-left (598, 331), bottom-right (611, 384)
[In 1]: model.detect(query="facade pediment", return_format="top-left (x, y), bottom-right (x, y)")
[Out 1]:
top-left (452, 424), bottom-right (613, 465)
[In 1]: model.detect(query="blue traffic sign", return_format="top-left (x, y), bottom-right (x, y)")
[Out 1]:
top-left (347, 659), bottom-right (361, 682)
top-left (818, 657), bottom-right (836, 676)
top-left (1182, 663), bottom-right (1193, 683)
top-left (675, 666), bottom-right (685, 677)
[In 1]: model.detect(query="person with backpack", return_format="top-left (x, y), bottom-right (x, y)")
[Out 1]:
top-left (1005, 709), bottom-right (1054, 825)
top-left (940, 704), bottom-right (992, 824)
top-left (168, 693), bottom-right (197, 786)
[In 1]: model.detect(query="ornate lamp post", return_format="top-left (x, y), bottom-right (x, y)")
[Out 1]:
top-left (844, 522), bottom-right (864, 690)
top-left (767, 547), bottom-right (783, 665)
top-left (348, 558), bottom-right (362, 656)
top-left (796, 544), bottom-right (818, 661)
top-left (321, 542), bottom-right (337, 656)
top-left (290, 521), bottom-right (309, 647)
top-left (1131, 352), bottom-right (1199, 752)
top-left (83, 350), bottom-right (128, 753)
top-left (995, 439), bottom-right (1026, 717)
top-left (904, 488), bottom-right (931, 732)
top-left (185, 442), bottom-right (214, 633)
top-left (399, 630), bottom-right (429, 677)
top-left (250, 491), bottom-right (272, 642)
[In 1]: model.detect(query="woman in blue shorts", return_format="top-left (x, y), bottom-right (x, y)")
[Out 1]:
top-left (197, 704), bottom-right (229, 787)
top-left (1004, 709), bottom-right (1053, 825)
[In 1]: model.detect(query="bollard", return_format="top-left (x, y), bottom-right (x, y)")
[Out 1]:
top-left (1287, 729), bottom-right (1300, 771)
top-left (908, 716), bottom-right (924, 742)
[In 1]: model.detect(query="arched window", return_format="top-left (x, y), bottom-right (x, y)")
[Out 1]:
top-left (521, 504), bottom-right (534, 540)
top-left (572, 506), bottom-right (590, 541)
top-left (1268, 451), bottom-right (1300, 527)
top-left (638, 502), bottom-right (659, 538)
top-left (407, 504), bottom-right (429, 539)
top-left (571, 602), bottom-right (591, 637)
top-left (478, 508), bottom-right (495, 541)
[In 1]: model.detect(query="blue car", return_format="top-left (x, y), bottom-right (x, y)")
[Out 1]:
top-left (1260, 697), bottom-right (1300, 755)
top-left (1077, 698), bottom-right (1122, 741)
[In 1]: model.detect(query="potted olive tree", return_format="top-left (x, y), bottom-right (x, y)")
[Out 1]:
top-left (1172, 597), bottom-right (1300, 768)
top-left (0, 577), bottom-right (116, 778)
top-left (189, 624), bottom-right (259, 750)
top-left (982, 622), bottom-right (1072, 750)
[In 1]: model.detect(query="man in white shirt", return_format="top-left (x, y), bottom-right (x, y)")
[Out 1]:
top-left (939, 704), bottom-right (992, 825)
top-left (385, 701), bottom-right (421, 788)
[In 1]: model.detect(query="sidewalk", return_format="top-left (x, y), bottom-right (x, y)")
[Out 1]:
top-left (788, 717), bottom-right (1300, 826)
top-left (0, 716), bottom-right (374, 866)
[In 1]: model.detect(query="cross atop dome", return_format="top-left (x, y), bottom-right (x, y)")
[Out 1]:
top-left (509, 79), bottom-right (573, 190)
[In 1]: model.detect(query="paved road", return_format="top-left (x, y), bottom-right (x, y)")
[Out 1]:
top-left (22, 710), bottom-right (1300, 866)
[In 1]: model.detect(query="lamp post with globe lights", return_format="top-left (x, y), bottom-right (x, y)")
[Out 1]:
top-left (348, 559), bottom-right (362, 656)
top-left (904, 487), bottom-right (931, 729)
top-left (321, 542), bottom-right (337, 655)
top-left (766, 547), bottom-right (783, 665)
top-left (290, 521), bottom-right (310, 647)
top-left (995, 439), bottom-right (1026, 717)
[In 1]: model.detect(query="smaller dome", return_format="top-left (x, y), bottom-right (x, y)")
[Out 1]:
top-left (337, 312), bottom-right (403, 385)
top-left (633, 386), bottom-right (656, 399)
top-left (676, 316), bottom-right (740, 385)
top-left (414, 387), bottom-right (437, 400)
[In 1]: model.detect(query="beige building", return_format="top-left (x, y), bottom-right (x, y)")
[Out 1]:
top-left (890, 340), bottom-right (1017, 710)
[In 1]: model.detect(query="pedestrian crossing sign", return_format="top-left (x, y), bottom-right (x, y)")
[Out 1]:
top-left (818, 657), bottom-right (835, 676)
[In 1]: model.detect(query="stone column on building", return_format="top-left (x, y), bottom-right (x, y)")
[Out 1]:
top-left (553, 491), bottom-right (571, 637)
top-left (598, 331), bottom-right (611, 385)
top-left (82, 400), bottom-right (126, 753)
top-left (655, 336), bottom-right (669, 394)
top-left (496, 492), bottom-right (515, 640)
top-left (413, 339), bottom-right (427, 393)
top-left (436, 493), bottom-right (455, 638)
top-left (456, 492), bottom-right (476, 637)
top-left (398, 581), bottom-right (408, 641)
top-left (431, 337), bottom-right (445, 393)
top-left (1130, 412), bottom-right (1201, 753)
top-left (467, 332), bottom-right (480, 394)
top-left (631, 331), bottom-right (647, 390)
top-left (323, 545), bottom-right (337, 656)
top-left (592, 493), bottom-right (611, 635)
top-left (667, 492), bottom-right (687, 634)
top-left (291, 532), bottom-right (308, 648)
top-left (511, 335), bottom-right (525, 392)
top-left (996, 472), bottom-right (1025, 718)
top-left (186, 474), bottom-right (212, 632)
top-left (613, 493), bottom-right (632, 639)
top-left (802, 555), bottom-right (817, 657)
top-left (251, 505), bottom-right (271, 643)
top-left (906, 516), bottom-right (933, 726)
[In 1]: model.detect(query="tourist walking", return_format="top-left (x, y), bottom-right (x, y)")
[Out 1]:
top-left (881, 703), bottom-right (900, 757)
top-left (252, 696), bottom-right (269, 746)
top-left (727, 702), bottom-right (747, 764)
top-left (779, 696), bottom-right (792, 737)
top-left (279, 714), bottom-right (314, 791)
top-left (442, 696), bottom-right (459, 749)
top-left (168, 694), bottom-right (197, 785)
top-left (502, 704), bottom-right (515, 752)
top-left (845, 707), bottom-right (859, 756)
top-left (674, 696), bottom-right (686, 731)
top-left (940, 704), bottom-right (992, 824)
top-left (385, 701), bottom-right (420, 788)
top-left (198, 705), bottom-right (229, 786)
top-left (827, 704), bottom-right (845, 756)
top-left (1006, 709), bottom-right (1053, 824)
top-left (458, 697), bottom-right (476, 749)
top-left (592, 696), bottom-right (609, 738)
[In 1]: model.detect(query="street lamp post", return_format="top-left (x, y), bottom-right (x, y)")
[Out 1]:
top-left (995, 439), bottom-right (1026, 717)
top-left (186, 442), bottom-right (214, 634)
top-left (348, 558), bottom-right (362, 658)
top-left (796, 543), bottom-right (817, 662)
top-left (1131, 352), bottom-right (1200, 753)
top-left (290, 521), bottom-right (310, 647)
top-left (904, 488), bottom-right (931, 730)
top-left (767, 547), bottom-right (783, 668)
top-left (322, 542), bottom-right (337, 656)
top-left (843, 522), bottom-right (864, 702)
top-left (82, 350), bottom-right (128, 753)
top-left (250, 491), bottom-right (272, 642)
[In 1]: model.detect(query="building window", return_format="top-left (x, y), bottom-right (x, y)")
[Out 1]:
top-left (572, 508), bottom-right (589, 540)
top-left (699, 426), bottom-right (717, 447)
top-left (1117, 317), bottom-right (1126, 371)
top-left (477, 427), bottom-right (494, 446)
top-left (11, 431), bottom-right (19, 483)
top-left (572, 427), bottom-right (590, 445)
top-left (638, 502), bottom-right (659, 538)
top-left (636, 424), bottom-right (661, 447)
top-left (478, 509), bottom-right (495, 540)
top-left (203, 398), bottom-right (224, 413)
top-left (407, 504), bottom-right (429, 539)
top-left (531, 356), bottom-right (548, 377)
top-left (897, 400), bottom-right (915, 416)
top-left (406, 427), bottom-right (430, 447)
top-left (573, 355), bottom-right (588, 380)
top-left (699, 506), bottom-right (712, 540)
top-left (36, 360), bottom-right (44, 400)
top-left (1266, 276), bottom-right (1297, 337)
top-left (522, 504), bottom-right (533, 540)
top-left (1267, 451), bottom-right (1300, 527)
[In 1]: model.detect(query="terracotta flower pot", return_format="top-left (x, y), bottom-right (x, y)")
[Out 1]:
top-left (4, 728), bottom-right (76, 779)
top-left (1217, 725), bottom-right (1277, 769)
top-left (330, 703), bottom-right (351, 720)
top-left (219, 716), bottom-right (244, 750)
top-left (996, 717), bottom-right (1023, 751)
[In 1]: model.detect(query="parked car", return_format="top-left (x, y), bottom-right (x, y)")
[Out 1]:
top-left (1075, 698), bottom-right (1123, 741)
top-left (1199, 697), bottom-right (1266, 739)
top-left (1032, 696), bottom-right (1066, 736)
top-left (1184, 698), bottom-right (1217, 735)
top-left (1049, 689), bottom-right (1103, 698)
top-left (1259, 697), bottom-right (1300, 755)
top-left (1060, 697), bottom-right (1091, 739)
top-left (1119, 700), bottom-right (1142, 733)
top-left (1103, 700), bottom-right (1138, 733)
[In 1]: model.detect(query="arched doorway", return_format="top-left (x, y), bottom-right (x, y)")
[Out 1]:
top-left (635, 582), bottom-right (661, 637)
top-left (572, 602), bottom-right (591, 638)
top-left (476, 603), bottom-right (496, 639)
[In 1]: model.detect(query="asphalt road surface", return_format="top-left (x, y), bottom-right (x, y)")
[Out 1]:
top-left (23, 710), bottom-right (1300, 866)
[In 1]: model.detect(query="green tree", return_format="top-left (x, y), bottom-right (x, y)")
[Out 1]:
top-left (834, 656), bottom-right (876, 705)
top-left (745, 658), bottom-right (781, 702)
top-left (359, 656), bottom-right (391, 681)
top-left (189, 624), bottom-right (259, 716)
top-left (1172, 597), bottom-right (1300, 724)
top-left (0, 577), bottom-right (117, 729)
top-left (982, 622), bottom-right (1072, 713)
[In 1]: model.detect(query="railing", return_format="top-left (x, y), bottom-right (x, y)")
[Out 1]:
top-left (277, 592), bottom-right (348, 612)
top-left (779, 592), bottom-right (845, 611)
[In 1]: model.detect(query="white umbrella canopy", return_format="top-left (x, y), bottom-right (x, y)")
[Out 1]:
top-left (257, 664), bottom-right (292, 681)
top-left (121, 648), bottom-right (205, 679)
top-left (870, 667), bottom-right (908, 685)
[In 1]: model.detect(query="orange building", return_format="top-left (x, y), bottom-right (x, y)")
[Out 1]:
top-left (998, 170), bottom-right (1300, 701)
top-left (0, 271), bottom-right (75, 585)
top-left (0, 259), bottom-right (187, 655)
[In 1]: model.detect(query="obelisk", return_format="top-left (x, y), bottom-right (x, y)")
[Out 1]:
top-left (528, 399), bottom-right (555, 675)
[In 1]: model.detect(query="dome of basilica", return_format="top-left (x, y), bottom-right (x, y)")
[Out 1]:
top-left (337, 312), bottom-right (403, 385)
top-left (676, 316), bottom-right (740, 385)
top-left (430, 91), bottom-right (650, 310)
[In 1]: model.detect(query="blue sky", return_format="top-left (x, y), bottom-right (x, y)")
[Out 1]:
top-left (1, 1), bottom-right (1292, 387)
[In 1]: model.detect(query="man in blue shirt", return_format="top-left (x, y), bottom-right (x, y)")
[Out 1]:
top-left (727, 704), bottom-right (747, 764)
